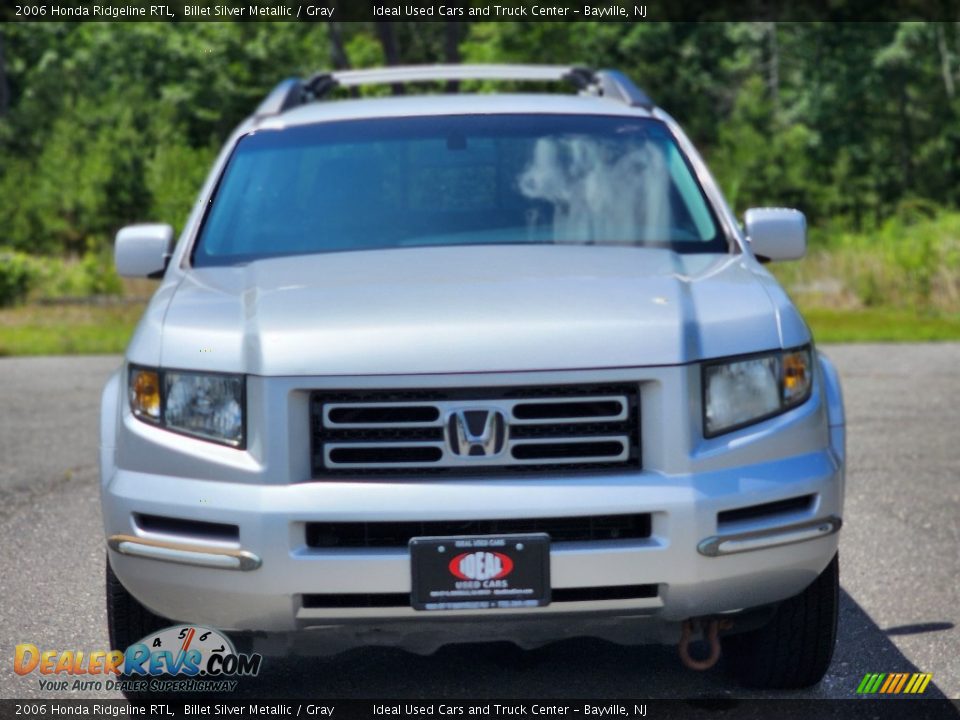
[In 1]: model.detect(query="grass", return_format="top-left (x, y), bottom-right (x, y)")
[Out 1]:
top-left (771, 211), bottom-right (960, 313)
top-left (0, 301), bottom-right (958, 357)
top-left (803, 307), bottom-right (960, 343)
top-left (0, 303), bottom-right (146, 356)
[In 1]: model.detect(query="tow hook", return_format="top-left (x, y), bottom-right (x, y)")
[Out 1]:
top-left (678, 618), bottom-right (733, 671)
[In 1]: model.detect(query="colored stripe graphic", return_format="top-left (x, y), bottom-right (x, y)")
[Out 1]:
top-left (906, 673), bottom-right (933, 694)
top-left (892, 673), bottom-right (910, 693)
top-left (857, 672), bottom-right (932, 694)
top-left (879, 674), bottom-right (896, 693)
top-left (887, 673), bottom-right (908, 693)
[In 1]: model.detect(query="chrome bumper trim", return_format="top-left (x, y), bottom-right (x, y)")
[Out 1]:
top-left (107, 534), bottom-right (262, 571)
top-left (697, 516), bottom-right (842, 557)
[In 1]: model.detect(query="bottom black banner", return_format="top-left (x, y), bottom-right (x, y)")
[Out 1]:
top-left (2, 699), bottom-right (960, 720)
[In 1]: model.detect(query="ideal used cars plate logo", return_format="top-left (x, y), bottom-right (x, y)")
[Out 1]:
top-left (449, 550), bottom-right (514, 581)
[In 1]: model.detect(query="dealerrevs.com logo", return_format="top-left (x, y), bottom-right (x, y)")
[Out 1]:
top-left (14, 625), bottom-right (262, 693)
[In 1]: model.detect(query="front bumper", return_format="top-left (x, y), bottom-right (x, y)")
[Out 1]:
top-left (100, 362), bottom-right (844, 650)
top-left (102, 452), bottom-right (840, 643)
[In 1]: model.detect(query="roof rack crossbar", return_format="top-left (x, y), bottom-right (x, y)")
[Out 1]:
top-left (255, 64), bottom-right (655, 119)
top-left (304, 64), bottom-right (593, 98)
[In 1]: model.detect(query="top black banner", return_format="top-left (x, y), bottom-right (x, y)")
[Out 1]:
top-left (3, 0), bottom-right (960, 22)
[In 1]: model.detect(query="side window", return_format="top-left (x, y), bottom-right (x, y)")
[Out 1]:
top-left (665, 142), bottom-right (716, 241)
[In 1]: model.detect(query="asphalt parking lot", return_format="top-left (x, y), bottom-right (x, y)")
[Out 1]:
top-left (1, 345), bottom-right (958, 704)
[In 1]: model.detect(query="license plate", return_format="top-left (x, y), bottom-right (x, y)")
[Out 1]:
top-left (410, 534), bottom-right (550, 611)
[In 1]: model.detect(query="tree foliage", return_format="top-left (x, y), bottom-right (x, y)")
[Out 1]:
top-left (0, 22), bottom-right (332, 253)
top-left (1, 21), bottom-right (958, 260)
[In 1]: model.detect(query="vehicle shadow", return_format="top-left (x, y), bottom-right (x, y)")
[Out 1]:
top-left (228, 588), bottom-right (957, 707)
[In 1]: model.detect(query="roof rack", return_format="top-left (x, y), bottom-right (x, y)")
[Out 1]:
top-left (254, 64), bottom-right (654, 118)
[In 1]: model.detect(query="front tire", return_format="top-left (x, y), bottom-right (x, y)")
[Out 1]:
top-left (727, 552), bottom-right (839, 689)
top-left (106, 556), bottom-right (170, 652)
top-left (106, 556), bottom-right (173, 700)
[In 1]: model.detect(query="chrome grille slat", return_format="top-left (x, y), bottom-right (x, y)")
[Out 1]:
top-left (322, 395), bottom-right (628, 429)
top-left (310, 384), bottom-right (640, 477)
top-left (323, 402), bottom-right (443, 429)
top-left (509, 436), bottom-right (629, 464)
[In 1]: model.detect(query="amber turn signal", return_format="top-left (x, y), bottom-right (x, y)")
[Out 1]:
top-left (782, 349), bottom-right (812, 405)
top-left (129, 368), bottom-right (161, 422)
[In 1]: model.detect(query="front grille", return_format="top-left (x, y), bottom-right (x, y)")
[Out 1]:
top-left (310, 384), bottom-right (640, 477)
top-left (305, 514), bottom-right (652, 548)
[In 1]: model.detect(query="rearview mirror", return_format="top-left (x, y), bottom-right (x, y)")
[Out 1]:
top-left (114, 224), bottom-right (175, 278)
top-left (744, 208), bottom-right (806, 262)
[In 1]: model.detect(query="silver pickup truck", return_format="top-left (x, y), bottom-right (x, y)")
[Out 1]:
top-left (100, 65), bottom-right (845, 690)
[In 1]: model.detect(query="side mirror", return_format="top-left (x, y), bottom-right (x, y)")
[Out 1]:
top-left (744, 208), bottom-right (806, 262)
top-left (114, 224), bottom-right (175, 278)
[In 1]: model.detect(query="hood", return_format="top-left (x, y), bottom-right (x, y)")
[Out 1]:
top-left (152, 245), bottom-right (804, 376)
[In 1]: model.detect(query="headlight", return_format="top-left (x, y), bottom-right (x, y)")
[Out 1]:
top-left (128, 366), bottom-right (245, 447)
top-left (164, 371), bottom-right (244, 446)
top-left (703, 346), bottom-right (813, 437)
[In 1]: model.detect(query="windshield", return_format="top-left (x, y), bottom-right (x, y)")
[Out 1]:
top-left (192, 114), bottom-right (727, 266)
